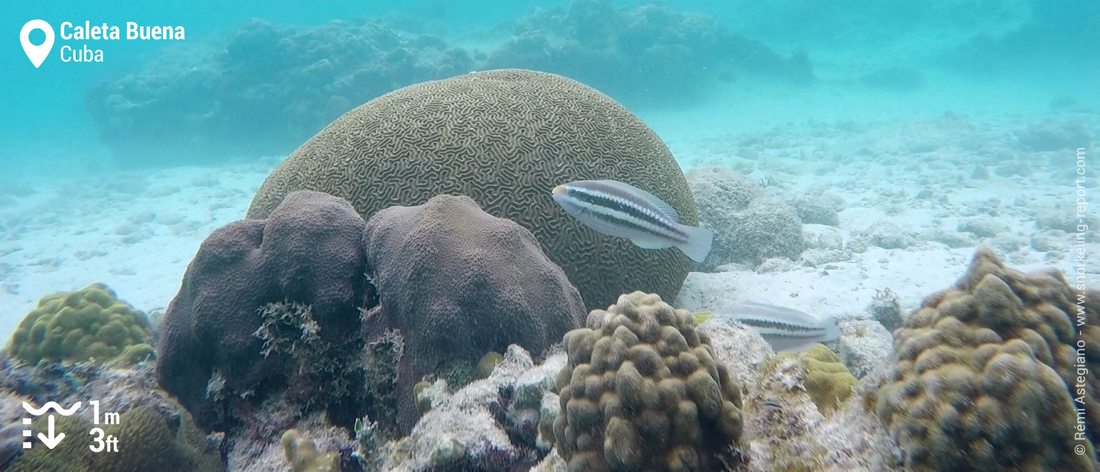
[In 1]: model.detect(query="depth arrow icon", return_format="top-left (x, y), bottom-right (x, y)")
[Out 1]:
top-left (37, 415), bottom-right (65, 449)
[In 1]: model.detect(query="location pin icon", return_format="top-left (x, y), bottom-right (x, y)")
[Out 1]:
top-left (20, 20), bottom-right (55, 69)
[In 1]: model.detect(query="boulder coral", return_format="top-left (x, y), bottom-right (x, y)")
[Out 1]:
top-left (687, 166), bottom-right (804, 270)
top-left (362, 194), bottom-right (585, 431)
top-left (552, 291), bottom-right (745, 471)
top-left (6, 283), bottom-right (154, 365)
top-left (876, 248), bottom-right (1100, 471)
top-left (157, 190), bottom-right (371, 429)
top-left (248, 69), bottom-right (699, 311)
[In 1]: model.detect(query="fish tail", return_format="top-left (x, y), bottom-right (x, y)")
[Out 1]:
top-left (677, 224), bottom-right (713, 263)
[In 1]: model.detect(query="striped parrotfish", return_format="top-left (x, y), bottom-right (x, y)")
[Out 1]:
top-left (551, 180), bottom-right (714, 262)
top-left (720, 302), bottom-right (840, 352)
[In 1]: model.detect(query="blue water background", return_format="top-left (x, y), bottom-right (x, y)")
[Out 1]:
top-left (1, 0), bottom-right (1096, 180)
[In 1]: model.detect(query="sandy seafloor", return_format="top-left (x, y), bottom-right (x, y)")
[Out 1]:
top-left (1, 83), bottom-right (1098, 342)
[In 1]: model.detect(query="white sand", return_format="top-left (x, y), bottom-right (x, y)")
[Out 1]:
top-left (0, 108), bottom-right (1097, 342)
top-left (0, 159), bottom-right (279, 338)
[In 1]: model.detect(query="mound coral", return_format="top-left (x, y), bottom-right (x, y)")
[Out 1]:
top-left (552, 291), bottom-right (745, 470)
top-left (6, 283), bottom-right (154, 365)
top-left (876, 248), bottom-right (1100, 471)
top-left (362, 194), bottom-right (585, 430)
top-left (248, 69), bottom-right (698, 311)
top-left (687, 166), bottom-right (804, 270)
top-left (157, 190), bottom-right (371, 429)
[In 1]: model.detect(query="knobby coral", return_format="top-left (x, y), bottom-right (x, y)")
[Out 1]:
top-left (7, 283), bottom-right (154, 365)
top-left (876, 248), bottom-right (1100, 471)
top-left (552, 291), bottom-right (745, 470)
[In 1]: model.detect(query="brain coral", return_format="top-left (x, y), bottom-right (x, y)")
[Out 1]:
top-left (247, 69), bottom-right (698, 311)
top-left (362, 194), bottom-right (585, 431)
top-left (552, 291), bottom-right (744, 471)
top-left (876, 248), bottom-right (1100, 471)
top-left (783, 344), bottom-right (856, 415)
top-left (157, 190), bottom-right (371, 429)
top-left (6, 283), bottom-right (154, 365)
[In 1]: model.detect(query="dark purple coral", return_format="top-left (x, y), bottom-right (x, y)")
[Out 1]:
top-left (156, 190), bottom-right (370, 429)
top-left (362, 195), bottom-right (585, 431)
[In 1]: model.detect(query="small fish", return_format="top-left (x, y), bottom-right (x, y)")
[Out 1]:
top-left (720, 302), bottom-right (839, 352)
top-left (551, 180), bottom-right (713, 262)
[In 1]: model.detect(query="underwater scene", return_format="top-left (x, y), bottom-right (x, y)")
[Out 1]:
top-left (1, 0), bottom-right (1098, 470)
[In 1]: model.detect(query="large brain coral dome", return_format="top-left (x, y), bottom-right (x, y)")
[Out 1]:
top-left (247, 69), bottom-right (698, 310)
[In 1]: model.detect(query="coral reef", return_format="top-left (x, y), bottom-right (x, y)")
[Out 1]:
top-left (365, 345), bottom-right (566, 471)
top-left (87, 5), bottom-right (812, 165)
top-left (6, 284), bottom-right (154, 365)
top-left (0, 363), bottom-right (223, 472)
top-left (157, 190), bottom-right (371, 429)
top-left (254, 301), bottom-right (364, 413)
top-left (552, 291), bottom-right (745, 470)
top-left (487, 0), bottom-right (812, 108)
top-left (87, 19), bottom-right (473, 165)
top-left (835, 319), bottom-right (893, 379)
top-left (283, 429), bottom-right (340, 472)
top-left (791, 192), bottom-right (844, 227)
top-left (249, 69), bottom-right (698, 311)
top-left (782, 345), bottom-right (856, 415)
top-left (687, 166), bottom-right (805, 270)
top-left (742, 353), bottom-right (899, 471)
top-left (362, 194), bottom-right (584, 430)
top-left (856, 221), bottom-right (915, 250)
top-left (360, 329), bottom-right (403, 428)
top-left (868, 287), bottom-right (904, 332)
top-left (876, 248), bottom-right (1100, 471)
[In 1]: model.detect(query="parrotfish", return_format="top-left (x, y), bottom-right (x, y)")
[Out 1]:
top-left (551, 180), bottom-right (714, 262)
top-left (720, 302), bottom-right (840, 352)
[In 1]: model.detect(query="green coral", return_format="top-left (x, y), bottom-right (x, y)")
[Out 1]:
top-left (691, 311), bottom-right (715, 326)
top-left (877, 248), bottom-right (1100, 471)
top-left (6, 284), bottom-right (154, 365)
top-left (10, 406), bottom-right (221, 472)
top-left (782, 344), bottom-right (856, 415)
top-left (552, 291), bottom-right (745, 471)
top-left (282, 429), bottom-right (339, 472)
top-left (476, 351), bottom-right (503, 379)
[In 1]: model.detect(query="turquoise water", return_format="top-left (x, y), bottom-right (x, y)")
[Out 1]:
top-left (1, 1), bottom-right (1099, 471)
top-left (2, 0), bottom-right (1096, 177)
